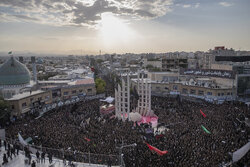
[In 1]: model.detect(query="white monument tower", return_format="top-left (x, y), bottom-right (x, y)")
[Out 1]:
top-left (135, 71), bottom-right (153, 116)
top-left (115, 73), bottom-right (130, 121)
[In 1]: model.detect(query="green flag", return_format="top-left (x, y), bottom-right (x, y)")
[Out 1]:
top-left (8, 51), bottom-right (12, 54)
top-left (201, 125), bottom-right (211, 134)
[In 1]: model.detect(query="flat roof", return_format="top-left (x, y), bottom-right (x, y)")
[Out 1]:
top-left (68, 78), bottom-right (95, 85)
top-left (7, 90), bottom-right (46, 101)
top-left (38, 80), bottom-right (70, 84)
top-left (148, 72), bottom-right (178, 74)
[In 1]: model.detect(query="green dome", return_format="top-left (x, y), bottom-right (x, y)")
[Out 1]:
top-left (0, 57), bottom-right (31, 85)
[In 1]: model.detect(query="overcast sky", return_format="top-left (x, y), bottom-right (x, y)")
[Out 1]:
top-left (0, 0), bottom-right (249, 55)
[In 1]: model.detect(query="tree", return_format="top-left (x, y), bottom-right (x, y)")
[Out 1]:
top-left (146, 64), bottom-right (154, 69)
top-left (0, 97), bottom-right (11, 126)
top-left (95, 78), bottom-right (106, 94)
top-left (96, 59), bottom-right (104, 64)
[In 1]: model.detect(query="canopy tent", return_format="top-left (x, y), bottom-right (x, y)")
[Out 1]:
top-left (100, 96), bottom-right (114, 103)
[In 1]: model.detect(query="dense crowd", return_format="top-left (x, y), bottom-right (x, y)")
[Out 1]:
top-left (4, 96), bottom-right (250, 166)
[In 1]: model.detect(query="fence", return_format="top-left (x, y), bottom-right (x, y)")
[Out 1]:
top-left (5, 137), bottom-right (121, 166)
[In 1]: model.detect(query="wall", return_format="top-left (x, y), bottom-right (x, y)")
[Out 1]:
top-left (211, 64), bottom-right (233, 71)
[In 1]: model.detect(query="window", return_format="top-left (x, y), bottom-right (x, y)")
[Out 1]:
top-left (12, 105), bottom-right (15, 109)
top-left (198, 90), bottom-right (204, 95)
top-left (173, 85), bottom-right (178, 90)
top-left (64, 92), bottom-right (68, 95)
top-left (218, 93), bottom-right (220, 96)
top-left (207, 92), bottom-right (212, 95)
top-left (22, 102), bottom-right (27, 108)
top-left (182, 88), bottom-right (188, 94)
top-left (79, 90), bottom-right (83, 92)
top-left (87, 89), bottom-right (92, 92)
top-left (30, 98), bottom-right (33, 102)
top-left (227, 92), bottom-right (230, 95)
top-left (221, 93), bottom-right (224, 96)
top-left (190, 89), bottom-right (196, 95)
top-left (165, 87), bottom-right (169, 90)
top-left (72, 90), bottom-right (77, 94)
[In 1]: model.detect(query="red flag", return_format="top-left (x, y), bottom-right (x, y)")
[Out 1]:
top-left (200, 109), bottom-right (206, 118)
top-left (146, 143), bottom-right (168, 156)
top-left (84, 137), bottom-right (91, 142)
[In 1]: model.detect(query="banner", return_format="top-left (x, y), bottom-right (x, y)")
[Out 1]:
top-left (201, 125), bottom-right (211, 134)
top-left (200, 110), bottom-right (206, 118)
top-left (232, 142), bottom-right (250, 162)
top-left (84, 137), bottom-right (91, 142)
top-left (0, 129), bottom-right (5, 140)
top-left (180, 68), bottom-right (235, 79)
top-left (18, 133), bottom-right (28, 146)
top-left (18, 133), bottom-right (40, 154)
top-left (146, 143), bottom-right (168, 156)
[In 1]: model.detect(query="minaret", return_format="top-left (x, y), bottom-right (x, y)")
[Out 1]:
top-left (31, 56), bottom-right (37, 83)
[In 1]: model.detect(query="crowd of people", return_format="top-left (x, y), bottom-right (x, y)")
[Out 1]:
top-left (4, 95), bottom-right (250, 166)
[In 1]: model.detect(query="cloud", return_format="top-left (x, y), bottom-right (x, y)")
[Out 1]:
top-left (0, 0), bottom-right (173, 27)
top-left (219, 2), bottom-right (233, 7)
top-left (183, 4), bottom-right (191, 8)
top-left (11, 14), bottom-right (40, 21)
top-left (194, 3), bottom-right (200, 8)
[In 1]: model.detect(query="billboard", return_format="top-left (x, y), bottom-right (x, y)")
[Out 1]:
top-left (215, 56), bottom-right (250, 62)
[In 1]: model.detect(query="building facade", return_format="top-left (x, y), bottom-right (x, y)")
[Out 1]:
top-left (7, 79), bottom-right (96, 116)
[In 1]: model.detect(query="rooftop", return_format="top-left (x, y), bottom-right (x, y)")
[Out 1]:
top-left (68, 78), bottom-right (95, 85)
top-left (7, 90), bottom-right (45, 101)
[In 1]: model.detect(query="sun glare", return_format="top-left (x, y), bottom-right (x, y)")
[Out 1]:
top-left (99, 13), bottom-right (135, 45)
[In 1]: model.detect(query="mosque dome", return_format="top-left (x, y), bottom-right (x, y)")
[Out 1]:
top-left (0, 57), bottom-right (31, 85)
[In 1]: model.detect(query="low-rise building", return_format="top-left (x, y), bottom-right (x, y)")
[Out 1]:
top-left (143, 58), bottom-right (162, 69)
top-left (131, 78), bottom-right (236, 103)
top-left (162, 57), bottom-right (188, 71)
top-left (7, 78), bottom-right (96, 116)
top-left (7, 90), bottom-right (52, 116)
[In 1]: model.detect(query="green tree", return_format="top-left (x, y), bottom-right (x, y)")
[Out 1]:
top-left (0, 97), bottom-right (11, 126)
top-left (95, 78), bottom-right (106, 94)
top-left (96, 59), bottom-right (104, 64)
top-left (146, 64), bottom-right (154, 69)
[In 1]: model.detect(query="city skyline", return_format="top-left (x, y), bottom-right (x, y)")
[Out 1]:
top-left (0, 0), bottom-right (250, 55)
